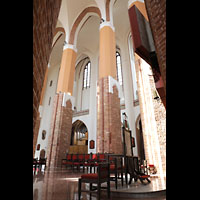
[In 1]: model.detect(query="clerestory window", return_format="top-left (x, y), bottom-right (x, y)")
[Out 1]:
top-left (116, 52), bottom-right (123, 85)
top-left (83, 61), bottom-right (91, 89)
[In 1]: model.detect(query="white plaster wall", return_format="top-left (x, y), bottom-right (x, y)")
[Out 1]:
top-left (82, 89), bottom-right (90, 110)
top-left (72, 51), bottom-right (98, 153)
top-left (88, 52), bottom-right (98, 153)
top-left (117, 36), bottom-right (140, 156)
top-left (74, 60), bottom-right (82, 111)
top-left (128, 34), bottom-right (138, 101)
top-left (74, 57), bottom-right (90, 111)
top-left (34, 63), bottom-right (60, 159)
top-left (57, 0), bottom-right (69, 40)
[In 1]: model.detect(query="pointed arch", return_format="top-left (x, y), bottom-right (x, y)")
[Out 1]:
top-left (50, 27), bottom-right (66, 53)
top-left (68, 6), bottom-right (101, 45)
top-left (71, 120), bottom-right (88, 147)
top-left (135, 114), bottom-right (145, 160)
top-left (106, 0), bottom-right (111, 21)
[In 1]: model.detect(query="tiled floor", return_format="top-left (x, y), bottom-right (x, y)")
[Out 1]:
top-left (33, 167), bottom-right (166, 200)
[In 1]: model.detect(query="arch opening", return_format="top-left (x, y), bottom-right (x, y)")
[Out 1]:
top-left (135, 115), bottom-right (145, 161)
top-left (69, 6), bottom-right (101, 46)
top-left (69, 120), bottom-right (88, 154)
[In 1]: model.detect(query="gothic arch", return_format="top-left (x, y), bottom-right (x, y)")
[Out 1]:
top-left (135, 114), bottom-right (145, 160)
top-left (51, 27), bottom-right (66, 50)
top-left (135, 114), bottom-right (141, 129)
top-left (68, 6), bottom-right (101, 45)
top-left (76, 54), bottom-right (91, 79)
top-left (71, 120), bottom-right (89, 146)
top-left (53, 27), bottom-right (66, 38)
top-left (106, 0), bottom-right (111, 21)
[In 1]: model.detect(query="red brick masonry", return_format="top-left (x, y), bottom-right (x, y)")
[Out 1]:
top-left (97, 76), bottom-right (123, 154)
top-left (46, 93), bottom-right (73, 169)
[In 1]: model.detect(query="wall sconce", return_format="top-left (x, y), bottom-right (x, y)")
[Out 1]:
top-left (100, 18), bottom-right (105, 24)
top-left (153, 90), bottom-right (160, 100)
top-left (89, 140), bottom-right (95, 149)
top-left (37, 144), bottom-right (40, 151)
top-left (63, 40), bottom-right (67, 46)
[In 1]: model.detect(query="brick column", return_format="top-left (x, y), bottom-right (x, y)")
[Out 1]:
top-left (134, 54), bottom-right (166, 177)
top-left (46, 44), bottom-right (77, 169)
top-left (96, 22), bottom-right (123, 154)
top-left (46, 93), bottom-right (74, 169)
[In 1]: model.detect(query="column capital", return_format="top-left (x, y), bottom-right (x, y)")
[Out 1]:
top-left (99, 21), bottom-right (115, 32)
top-left (63, 42), bottom-right (77, 53)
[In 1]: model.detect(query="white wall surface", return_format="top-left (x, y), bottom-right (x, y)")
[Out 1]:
top-left (35, 63), bottom-right (60, 159)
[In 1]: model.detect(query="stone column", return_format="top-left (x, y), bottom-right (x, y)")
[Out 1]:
top-left (46, 44), bottom-right (77, 169)
top-left (96, 21), bottom-right (123, 154)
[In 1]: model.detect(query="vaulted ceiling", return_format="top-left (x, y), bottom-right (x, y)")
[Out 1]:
top-left (51, 0), bottom-right (131, 66)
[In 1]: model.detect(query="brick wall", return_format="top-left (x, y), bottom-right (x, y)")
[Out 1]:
top-left (46, 93), bottom-right (73, 169)
top-left (97, 77), bottom-right (123, 154)
top-left (33, 0), bottom-right (62, 156)
top-left (149, 76), bottom-right (166, 174)
top-left (135, 56), bottom-right (166, 176)
top-left (56, 99), bottom-right (73, 167)
top-left (144, 0), bottom-right (166, 90)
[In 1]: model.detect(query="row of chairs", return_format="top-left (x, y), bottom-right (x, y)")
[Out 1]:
top-left (78, 154), bottom-right (151, 200)
top-left (61, 153), bottom-right (107, 172)
top-left (62, 153), bottom-right (126, 189)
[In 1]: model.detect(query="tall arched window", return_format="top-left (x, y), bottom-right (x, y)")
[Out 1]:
top-left (83, 61), bottom-right (91, 89)
top-left (116, 52), bottom-right (123, 85)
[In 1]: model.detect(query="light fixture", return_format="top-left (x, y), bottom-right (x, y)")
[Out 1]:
top-left (153, 90), bottom-right (160, 100)
top-left (63, 40), bottom-right (67, 46)
top-left (100, 18), bottom-right (105, 24)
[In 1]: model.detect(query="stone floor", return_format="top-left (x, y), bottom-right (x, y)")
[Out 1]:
top-left (33, 167), bottom-right (166, 200)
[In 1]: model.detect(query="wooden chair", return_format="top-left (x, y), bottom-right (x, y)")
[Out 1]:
top-left (84, 153), bottom-right (106, 173)
top-left (61, 154), bottom-right (73, 169)
top-left (127, 156), bottom-right (151, 185)
top-left (73, 154), bottom-right (85, 172)
top-left (83, 154), bottom-right (93, 172)
top-left (87, 153), bottom-right (99, 173)
top-left (108, 155), bottom-right (126, 189)
top-left (98, 153), bottom-right (107, 162)
top-left (139, 159), bottom-right (148, 175)
top-left (71, 154), bottom-right (79, 171)
top-left (78, 162), bottom-right (110, 200)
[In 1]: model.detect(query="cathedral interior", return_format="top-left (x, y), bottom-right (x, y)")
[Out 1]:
top-left (33, 0), bottom-right (166, 199)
